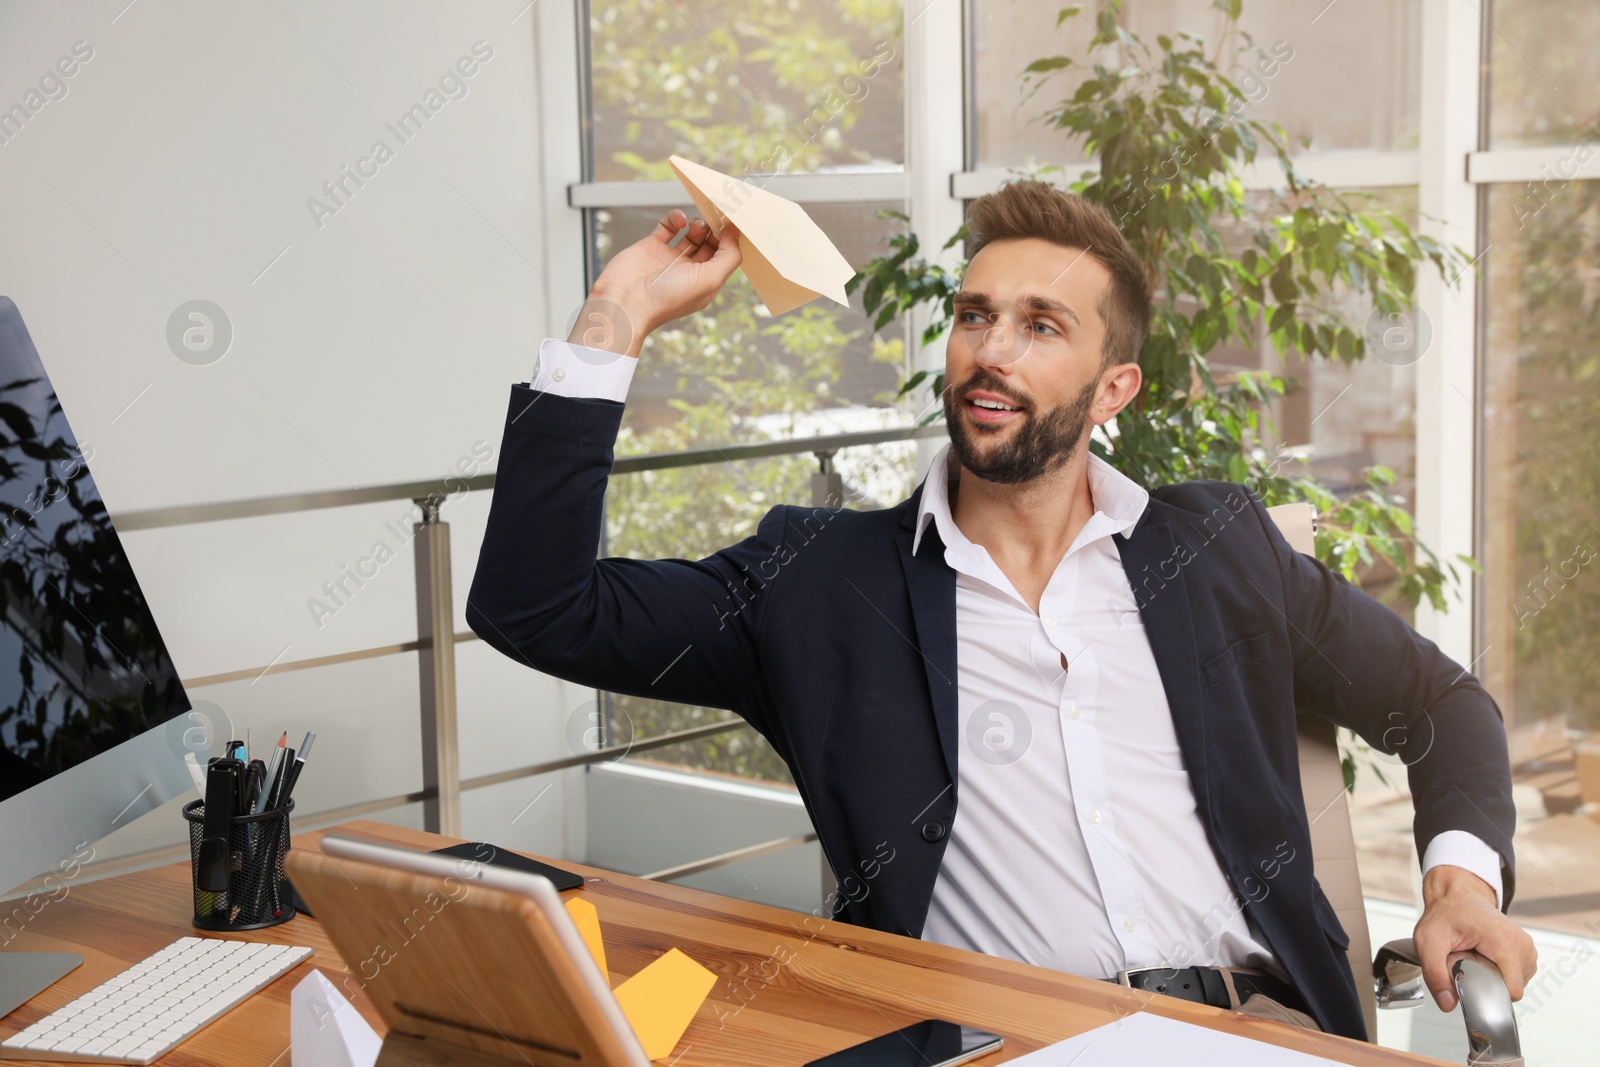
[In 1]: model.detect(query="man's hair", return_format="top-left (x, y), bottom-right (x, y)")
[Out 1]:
top-left (965, 181), bottom-right (1152, 368)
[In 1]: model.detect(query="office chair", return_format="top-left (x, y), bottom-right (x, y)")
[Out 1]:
top-left (1268, 502), bottom-right (1523, 1067)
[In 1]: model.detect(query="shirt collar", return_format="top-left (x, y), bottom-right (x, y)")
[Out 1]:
top-left (911, 443), bottom-right (1150, 557)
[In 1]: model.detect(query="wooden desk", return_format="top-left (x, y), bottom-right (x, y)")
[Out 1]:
top-left (1, 820), bottom-right (1445, 1066)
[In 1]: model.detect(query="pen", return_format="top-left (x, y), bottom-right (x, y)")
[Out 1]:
top-left (276, 744), bottom-right (311, 812)
top-left (254, 733), bottom-right (288, 815)
top-left (265, 747), bottom-right (295, 810)
top-left (269, 734), bottom-right (313, 916)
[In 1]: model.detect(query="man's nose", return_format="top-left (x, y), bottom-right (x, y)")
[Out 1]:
top-left (976, 313), bottom-right (1028, 368)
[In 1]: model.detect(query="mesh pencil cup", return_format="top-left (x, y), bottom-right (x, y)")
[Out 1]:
top-left (182, 799), bottom-right (296, 931)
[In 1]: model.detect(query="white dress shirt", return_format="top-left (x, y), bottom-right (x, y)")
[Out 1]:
top-left (531, 337), bottom-right (1508, 973)
top-left (915, 443), bottom-right (1287, 977)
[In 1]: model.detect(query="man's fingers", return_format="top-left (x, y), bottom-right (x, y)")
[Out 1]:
top-left (1490, 934), bottom-right (1537, 1000)
top-left (1498, 951), bottom-right (1527, 1000)
top-left (653, 209), bottom-right (687, 243)
top-left (1419, 943), bottom-right (1457, 1012)
top-left (686, 226), bottom-right (719, 262)
top-left (1422, 935), bottom-right (1535, 1011)
top-left (706, 224), bottom-right (741, 277)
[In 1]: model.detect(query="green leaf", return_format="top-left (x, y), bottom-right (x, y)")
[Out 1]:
top-left (862, 273), bottom-right (885, 314)
top-left (1095, 6), bottom-right (1118, 42)
top-left (1025, 56), bottom-right (1074, 74)
top-left (1268, 302), bottom-right (1296, 335)
top-left (1269, 259), bottom-right (1299, 302)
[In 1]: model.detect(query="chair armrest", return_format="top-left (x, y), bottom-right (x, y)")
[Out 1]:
top-left (1373, 938), bottom-right (1523, 1066)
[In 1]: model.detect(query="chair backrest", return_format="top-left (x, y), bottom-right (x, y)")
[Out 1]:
top-left (1265, 502), bottom-right (1378, 1040)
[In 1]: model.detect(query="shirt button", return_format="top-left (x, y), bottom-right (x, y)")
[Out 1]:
top-left (553, 368), bottom-right (567, 382)
top-left (1069, 706), bottom-right (1081, 720)
top-left (1086, 809), bottom-right (1101, 824)
top-left (1123, 917), bottom-right (1137, 933)
top-left (921, 821), bottom-right (946, 843)
top-left (1043, 616), bottom-right (1057, 629)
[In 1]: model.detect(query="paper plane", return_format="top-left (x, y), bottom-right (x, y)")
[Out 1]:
top-left (669, 154), bottom-right (857, 315)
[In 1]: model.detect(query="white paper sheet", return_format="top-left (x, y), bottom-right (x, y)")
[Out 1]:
top-left (1007, 1012), bottom-right (1361, 1066)
top-left (290, 969), bottom-right (382, 1067)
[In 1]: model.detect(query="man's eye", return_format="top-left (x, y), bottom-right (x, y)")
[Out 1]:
top-left (957, 310), bottom-right (986, 324)
top-left (1030, 320), bottom-right (1057, 336)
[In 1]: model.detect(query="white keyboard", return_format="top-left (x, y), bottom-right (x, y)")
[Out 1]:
top-left (0, 937), bottom-right (313, 1064)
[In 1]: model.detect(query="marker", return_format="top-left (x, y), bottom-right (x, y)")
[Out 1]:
top-left (265, 747), bottom-right (295, 810)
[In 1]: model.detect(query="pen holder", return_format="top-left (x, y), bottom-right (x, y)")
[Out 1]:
top-left (182, 799), bottom-right (297, 931)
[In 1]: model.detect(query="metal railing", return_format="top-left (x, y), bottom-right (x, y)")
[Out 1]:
top-left (110, 416), bottom-right (945, 882)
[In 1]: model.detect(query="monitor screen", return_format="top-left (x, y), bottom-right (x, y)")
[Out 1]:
top-left (0, 298), bottom-right (189, 805)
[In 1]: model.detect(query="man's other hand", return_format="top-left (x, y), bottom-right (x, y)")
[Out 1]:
top-left (1414, 864), bottom-right (1537, 1011)
top-left (569, 208), bottom-right (742, 359)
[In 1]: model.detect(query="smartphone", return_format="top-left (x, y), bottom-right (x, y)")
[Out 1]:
top-left (804, 1019), bottom-right (1003, 1067)
top-left (429, 841), bottom-right (585, 891)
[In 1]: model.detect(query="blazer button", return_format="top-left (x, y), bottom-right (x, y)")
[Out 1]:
top-left (921, 820), bottom-right (946, 843)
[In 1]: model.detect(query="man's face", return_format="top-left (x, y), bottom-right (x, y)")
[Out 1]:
top-left (943, 237), bottom-right (1125, 485)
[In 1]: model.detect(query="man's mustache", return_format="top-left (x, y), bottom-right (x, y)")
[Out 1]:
top-left (954, 370), bottom-right (1033, 413)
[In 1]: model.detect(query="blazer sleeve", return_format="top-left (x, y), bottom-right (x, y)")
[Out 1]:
top-left (466, 385), bottom-right (787, 732)
top-left (1243, 491), bottom-right (1519, 907)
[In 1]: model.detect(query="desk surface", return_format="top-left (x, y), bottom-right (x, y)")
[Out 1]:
top-left (0, 820), bottom-right (1446, 1066)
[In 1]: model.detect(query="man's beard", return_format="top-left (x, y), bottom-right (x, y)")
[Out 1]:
top-left (944, 368), bottom-right (1098, 485)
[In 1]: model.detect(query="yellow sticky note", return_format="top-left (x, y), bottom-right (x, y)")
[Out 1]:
top-left (611, 948), bottom-right (717, 1061)
top-left (564, 898), bottom-right (608, 981)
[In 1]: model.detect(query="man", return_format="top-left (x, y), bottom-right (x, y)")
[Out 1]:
top-left (468, 183), bottom-right (1536, 1040)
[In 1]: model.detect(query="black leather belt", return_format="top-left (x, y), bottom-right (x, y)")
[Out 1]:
top-left (1110, 965), bottom-right (1310, 1017)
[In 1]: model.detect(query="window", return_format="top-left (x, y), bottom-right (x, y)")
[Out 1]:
top-left (1473, 0), bottom-right (1600, 948)
top-left (970, 0), bottom-right (1421, 170)
top-left (1486, 0), bottom-right (1600, 149)
top-left (1479, 179), bottom-right (1600, 934)
top-left (578, 3), bottom-right (917, 781)
top-left (586, 0), bottom-right (904, 179)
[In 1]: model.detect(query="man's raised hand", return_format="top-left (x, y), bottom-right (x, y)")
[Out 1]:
top-left (567, 208), bottom-right (742, 359)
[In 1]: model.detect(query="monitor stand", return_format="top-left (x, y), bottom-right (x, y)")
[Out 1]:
top-left (0, 953), bottom-right (82, 1020)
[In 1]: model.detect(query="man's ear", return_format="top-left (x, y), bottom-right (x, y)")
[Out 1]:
top-left (1092, 361), bottom-right (1143, 424)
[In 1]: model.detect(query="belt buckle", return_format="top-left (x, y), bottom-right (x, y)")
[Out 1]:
top-left (1115, 965), bottom-right (1173, 987)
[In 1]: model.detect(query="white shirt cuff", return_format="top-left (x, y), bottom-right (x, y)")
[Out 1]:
top-left (1421, 830), bottom-right (1505, 910)
top-left (531, 337), bottom-right (637, 402)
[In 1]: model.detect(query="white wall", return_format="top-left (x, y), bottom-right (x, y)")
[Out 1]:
top-left (0, 0), bottom-right (586, 868)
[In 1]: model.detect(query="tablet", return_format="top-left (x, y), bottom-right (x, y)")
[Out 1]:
top-left (287, 834), bottom-right (651, 1067)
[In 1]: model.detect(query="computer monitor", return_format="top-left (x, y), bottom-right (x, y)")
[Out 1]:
top-left (0, 297), bottom-right (201, 1009)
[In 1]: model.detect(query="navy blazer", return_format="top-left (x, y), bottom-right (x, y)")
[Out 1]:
top-left (467, 386), bottom-right (1517, 1041)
